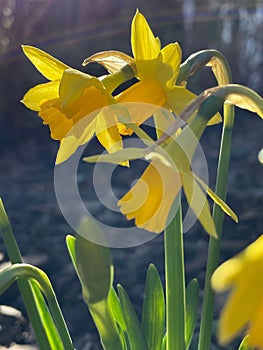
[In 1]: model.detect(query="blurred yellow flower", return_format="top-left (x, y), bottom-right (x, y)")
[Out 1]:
top-left (212, 235), bottom-right (263, 348)
top-left (21, 46), bottom-right (129, 163)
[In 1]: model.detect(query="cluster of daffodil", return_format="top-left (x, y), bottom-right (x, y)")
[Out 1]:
top-left (0, 9), bottom-right (263, 350)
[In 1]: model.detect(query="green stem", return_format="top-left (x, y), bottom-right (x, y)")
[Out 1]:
top-left (0, 199), bottom-right (53, 350)
top-left (165, 200), bottom-right (186, 350)
top-left (89, 299), bottom-right (123, 350)
top-left (198, 103), bottom-right (234, 350)
top-left (0, 263), bottom-right (75, 350)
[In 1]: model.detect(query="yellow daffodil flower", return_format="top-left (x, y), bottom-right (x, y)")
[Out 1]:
top-left (212, 235), bottom-right (263, 348)
top-left (84, 100), bottom-right (237, 236)
top-left (84, 10), bottom-right (221, 131)
top-left (117, 131), bottom-right (237, 236)
top-left (84, 82), bottom-right (263, 236)
top-left (21, 46), bottom-right (133, 164)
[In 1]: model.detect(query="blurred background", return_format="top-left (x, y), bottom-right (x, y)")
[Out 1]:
top-left (0, 0), bottom-right (262, 349)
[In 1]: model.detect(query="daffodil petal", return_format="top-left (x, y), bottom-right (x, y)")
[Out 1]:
top-left (153, 109), bottom-right (176, 143)
top-left (116, 80), bottom-right (166, 127)
top-left (118, 161), bottom-right (181, 233)
top-left (38, 99), bottom-right (73, 140)
top-left (159, 42), bottom-right (182, 86)
top-left (56, 119), bottom-right (96, 164)
top-left (249, 299), bottom-right (263, 348)
top-left (212, 236), bottom-right (263, 345)
top-left (82, 50), bottom-right (136, 74)
top-left (83, 147), bottom-right (147, 164)
top-left (22, 45), bottom-right (69, 81)
top-left (96, 111), bottom-right (122, 153)
top-left (193, 173), bottom-right (238, 222)
top-left (207, 112), bottom-right (222, 125)
top-left (95, 110), bottom-right (128, 166)
top-left (217, 281), bottom-right (263, 345)
top-left (181, 171), bottom-right (217, 237)
top-left (131, 10), bottom-right (160, 61)
top-left (211, 258), bottom-right (242, 292)
top-left (60, 68), bottom-right (103, 107)
top-left (21, 81), bottom-right (60, 111)
top-left (225, 92), bottom-right (263, 118)
top-left (211, 84), bottom-right (263, 118)
top-left (167, 87), bottom-right (221, 125)
top-left (167, 86), bottom-right (196, 116)
top-left (212, 235), bottom-right (263, 292)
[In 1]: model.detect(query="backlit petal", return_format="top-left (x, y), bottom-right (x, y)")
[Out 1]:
top-left (96, 110), bottom-right (128, 166)
top-left (38, 99), bottom-right (73, 140)
top-left (56, 119), bottom-right (96, 164)
top-left (64, 85), bottom-right (111, 122)
top-left (116, 80), bottom-right (166, 128)
top-left (59, 69), bottom-right (103, 107)
top-left (181, 171), bottom-right (217, 237)
top-left (83, 147), bottom-right (148, 164)
top-left (158, 43), bottom-right (182, 87)
top-left (218, 280), bottom-right (263, 345)
top-left (131, 11), bottom-right (160, 61)
top-left (118, 160), bottom-right (181, 233)
top-left (211, 258), bottom-right (242, 293)
top-left (22, 45), bottom-right (69, 81)
top-left (21, 81), bottom-right (60, 111)
top-left (249, 299), bottom-right (263, 348)
top-left (194, 173), bottom-right (238, 222)
top-left (167, 86), bottom-right (196, 115)
top-left (83, 50), bottom-right (136, 74)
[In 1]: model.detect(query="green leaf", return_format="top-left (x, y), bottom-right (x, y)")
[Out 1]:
top-left (31, 282), bottom-right (64, 350)
top-left (161, 334), bottom-right (167, 350)
top-left (108, 287), bottom-right (127, 331)
top-left (141, 264), bottom-right (165, 350)
top-left (185, 279), bottom-right (199, 349)
top-left (0, 199), bottom-right (64, 350)
top-left (65, 235), bottom-right (77, 270)
top-left (75, 217), bottom-right (113, 304)
top-left (66, 224), bottom-right (122, 350)
top-left (0, 263), bottom-right (74, 350)
top-left (108, 287), bottom-right (130, 349)
top-left (238, 335), bottom-right (252, 350)
top-left (117, 284), bottom-right (148, 350)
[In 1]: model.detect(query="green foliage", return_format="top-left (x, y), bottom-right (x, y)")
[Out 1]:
top-left (185, 279), bottom-right (199, 349)
top-left (141, 264), bottom-right (165, 350)
top-left (117, 284), bottom-right (148, 350)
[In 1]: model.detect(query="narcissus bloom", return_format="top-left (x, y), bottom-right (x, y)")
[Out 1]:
top-left (212, 235), bottom-right (263, 348)
top-left (84, 83), bottom-right (263, 235)
top-left (117, 134), bottom-right (236, 236)
top-left (117, 11), bottom-right (195, 120)
top-left (21, 46), bottom-right (133, 163)
top-left (85, 10), bottom-right (220, 130)
top-left (84, 103), bottom-right (237, 236)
